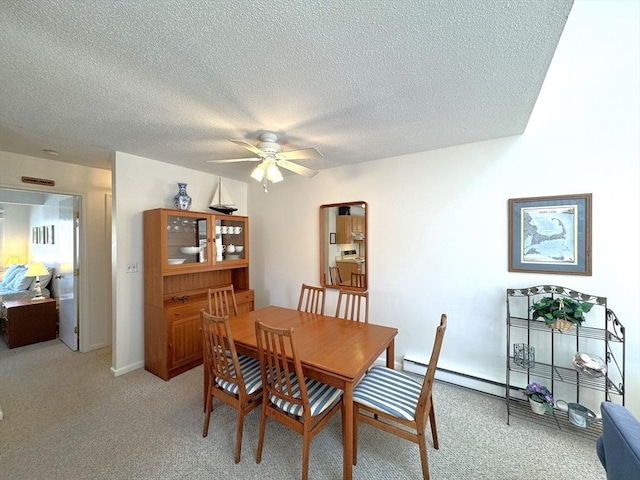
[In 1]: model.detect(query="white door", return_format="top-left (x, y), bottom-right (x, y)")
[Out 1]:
top-left (57, 197), bottom-right (79, 351)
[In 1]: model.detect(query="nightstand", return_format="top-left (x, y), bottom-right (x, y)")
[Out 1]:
top-left (0, 298), bottom-right (57, 348)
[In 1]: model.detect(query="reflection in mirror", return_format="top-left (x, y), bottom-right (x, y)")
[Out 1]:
top-left (319, 201), bottom-right (367, 291)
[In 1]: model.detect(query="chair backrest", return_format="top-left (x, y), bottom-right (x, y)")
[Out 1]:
top-left (350, 272), bottom-right (365, 288)
top-left (335, 289), bottom-right (369, 323)
top-left (297, 283), bottom-right (326, 314)
top-left (255, 320), bottom-right (310, 419)
top-left (201, 310), bottom-right (245, 391)
top-left (329, 266), bottom-right (342, 285)
top-left (416, 314), bottom-right (447, 423)
top-left (208, 284), bottom-right (239, 317)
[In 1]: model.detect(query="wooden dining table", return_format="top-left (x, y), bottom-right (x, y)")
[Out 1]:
top-left (211, 305), bottom-right (398, 480)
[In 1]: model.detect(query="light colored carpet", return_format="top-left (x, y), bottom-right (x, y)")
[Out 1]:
top-left (0, 339), bottom-right (605, 479)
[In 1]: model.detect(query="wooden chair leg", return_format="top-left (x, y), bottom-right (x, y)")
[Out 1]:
top-left (202, 382), bottom-right (213, 437)
top-left (256, 409), bottom-right (267, 464)
top-left (302, 431), bottom-right (311, 480)
top-left (417, 430), bottom-right (430, 480)
top-left (429, 402), bottom-right (439, 449)
top-left (234, 410), bottom-right (244, 464)
top-left (353, 404), bottom-right (359, 466)
top-left (341, 402), bottom-right (345, 446)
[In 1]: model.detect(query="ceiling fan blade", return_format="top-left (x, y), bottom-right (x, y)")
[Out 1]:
top-left (277, 147), bottom-right (323, 161)
top-left (229, 139), bottom-right (264, 156)
top-left (277, 159), bottom-right (319, 178)
top-left (207, 157), bottom-right (261, 163)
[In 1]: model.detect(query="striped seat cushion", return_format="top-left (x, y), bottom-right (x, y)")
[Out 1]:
top-left (215, 355), bottom-right (263, 395)
top-left (353, 365), bottom-right (422, 421)
top-left (269, 373), bottom-right (343, 417)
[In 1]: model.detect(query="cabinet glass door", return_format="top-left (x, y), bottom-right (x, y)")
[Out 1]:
top-left (166, 213), bottom-right (209, 266)
top-left (215, 217), bottom-right (246, 262)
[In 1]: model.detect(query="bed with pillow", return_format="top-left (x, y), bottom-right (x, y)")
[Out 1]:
top-left (0, 264), bottom-right (54, 301)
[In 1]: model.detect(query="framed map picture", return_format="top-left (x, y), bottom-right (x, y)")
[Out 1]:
top-left (509, 193), bottom-right (592, 275)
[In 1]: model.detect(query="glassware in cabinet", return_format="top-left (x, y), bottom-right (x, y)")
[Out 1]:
top-left (214, 216), bottom-right (247, 262)
top-left (165, 212), bottom-right (210, 267)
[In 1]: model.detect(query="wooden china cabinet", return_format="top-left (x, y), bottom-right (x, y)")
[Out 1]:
top-left (143, 208), bottom-right (254, 380)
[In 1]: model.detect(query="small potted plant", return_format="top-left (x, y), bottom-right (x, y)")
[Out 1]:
top-left (530, 296), bottom-right (594, 331)
top-left (524, 382), bottom-right (554, 415)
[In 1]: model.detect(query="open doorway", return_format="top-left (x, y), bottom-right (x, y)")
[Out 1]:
top-left (0, 187), bottom-right (80, 350)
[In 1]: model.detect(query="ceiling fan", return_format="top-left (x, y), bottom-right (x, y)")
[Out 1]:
top-left (208, 132), bottom-right (322, 190)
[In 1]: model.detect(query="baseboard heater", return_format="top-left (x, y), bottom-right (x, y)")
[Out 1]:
top-left (402, 355), bottom-right (510, 398)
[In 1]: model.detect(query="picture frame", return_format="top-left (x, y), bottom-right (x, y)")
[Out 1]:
top-left (329, 233), bottom-right (336, 245)
top-left (49, 225), bottom-right (55, 244)
top-left (508, 193), bottom-right (592, 275)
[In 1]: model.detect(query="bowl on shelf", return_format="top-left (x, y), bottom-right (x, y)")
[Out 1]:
top-left (235, 246), bottom-right (244, 253)
top-left (572, 352), bottom-right (607, 377)
top-left (168, 258), bottom-right (186, 265)
top-left (180, 246), bottom-right (201, 255)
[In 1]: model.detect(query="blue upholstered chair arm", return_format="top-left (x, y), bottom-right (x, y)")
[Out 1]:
top-left (597, 402), bottom-right (640, 480)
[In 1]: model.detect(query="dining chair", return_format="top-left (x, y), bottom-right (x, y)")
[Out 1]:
top-left (352, 313), bottom-right (447, 480)
top-left (297, 283), bottom-right (326, 315)
top-left (208, 284), bottom-right (239, 317)
top-left (200, 310), bottom-right (263, 463)
top-left (204, 285), bottom-right (240, 408)
top-left (329, 266), bottom-right (342, 285)
top-left (350, 272), bottom-right (365, 288)
top-left (335, 289), bottom-right (369, 323)
top-left (254, 320), bottom-right (343, 480)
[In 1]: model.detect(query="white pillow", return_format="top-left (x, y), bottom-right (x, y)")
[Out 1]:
top-left (8, 267), bottom-right (33, 291)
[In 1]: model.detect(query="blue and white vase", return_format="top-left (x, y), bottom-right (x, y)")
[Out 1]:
top-left (173, 183), bottom-right (192, 211)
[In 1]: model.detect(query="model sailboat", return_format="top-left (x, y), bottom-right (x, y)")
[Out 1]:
top-left (209, 177), bottom-right (238, 214)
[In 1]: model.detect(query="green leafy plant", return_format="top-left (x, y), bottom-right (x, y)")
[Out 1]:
top-left (531, 296), bottom-right (594, 327)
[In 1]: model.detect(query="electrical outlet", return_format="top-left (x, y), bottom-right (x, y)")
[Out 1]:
top-left (126, 262), bottom-right (138, 273)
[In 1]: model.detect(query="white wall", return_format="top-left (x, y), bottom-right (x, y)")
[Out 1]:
top-left (247, 0), bottom-right (640, 415)
top-left (111, 152), bottom-right (247, 375)
top-left (29, 195), bottom-right (60, 266)
top-left (0, 152), bottom-right (112, 351)
top-left (0, 203), bottom-right (30, 266)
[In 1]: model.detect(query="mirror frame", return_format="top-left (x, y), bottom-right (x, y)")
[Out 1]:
top-left (319, 201), bottom-right (368, 291)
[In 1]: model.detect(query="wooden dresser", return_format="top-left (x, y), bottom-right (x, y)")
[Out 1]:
top-left (1, 297), bottom-right (57, 348)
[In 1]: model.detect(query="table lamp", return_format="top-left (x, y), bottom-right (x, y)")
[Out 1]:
top-left (25, 262), bottom-right (49, 301)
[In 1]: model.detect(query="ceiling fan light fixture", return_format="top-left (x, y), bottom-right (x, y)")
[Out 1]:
top-left (208, 131), bottom-right (321, 188)
top-left (266, 163), bottom-right (283, 183)
top-left (251, 164), bottom-right (265, 182)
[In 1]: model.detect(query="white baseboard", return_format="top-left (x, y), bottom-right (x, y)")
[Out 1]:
top-left (403, 355), bottom-right (506, 398)
top-left (110, 360), bottom-right (144, 377)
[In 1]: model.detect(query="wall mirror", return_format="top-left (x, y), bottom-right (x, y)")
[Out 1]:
top-left (319, 201), bottom-right (367, 290)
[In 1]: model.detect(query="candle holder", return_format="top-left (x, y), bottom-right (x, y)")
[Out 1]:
top-left (513, 343), bottom-right (535, 368)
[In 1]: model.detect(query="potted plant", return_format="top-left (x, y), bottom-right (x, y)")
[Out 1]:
top-left (524, 382), bottom-right (554, 415)
top-left (530, 296), bottom-right (594, 331)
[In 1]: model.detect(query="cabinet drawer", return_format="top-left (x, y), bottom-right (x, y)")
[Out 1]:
top-left (235, 289), bottom-right (254, 304)
top-left (166, 301), bottom-right (208, 320)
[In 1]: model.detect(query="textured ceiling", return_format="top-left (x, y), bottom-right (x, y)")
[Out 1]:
top-left (0, 0), bottom-right (573, 181)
